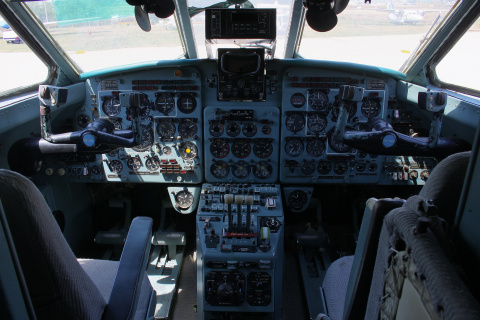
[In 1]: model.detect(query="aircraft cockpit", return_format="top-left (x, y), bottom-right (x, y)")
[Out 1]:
top-left (1, 0), bottom-right (480, 319)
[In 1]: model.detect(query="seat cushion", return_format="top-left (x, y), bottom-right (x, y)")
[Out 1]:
top-left (79, 259), bottom-right (154, 320)
top-left (322, 255), bottom-right (354, 320)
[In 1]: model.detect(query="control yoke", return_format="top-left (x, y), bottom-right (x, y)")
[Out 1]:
top-left (334, 86), bottom-right (469, 158)
top-left (38, 85), bottom-right (142, 152)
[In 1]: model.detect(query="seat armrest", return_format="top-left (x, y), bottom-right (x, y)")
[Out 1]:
top-left (103, 216), bottom-right (153, 320)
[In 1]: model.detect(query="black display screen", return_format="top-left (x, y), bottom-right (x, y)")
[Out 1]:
top-left (221, 51), bottom-right (260, 75)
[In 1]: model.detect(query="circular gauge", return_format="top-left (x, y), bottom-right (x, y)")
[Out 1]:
top-left (242, 122), bottom-right (257, 137)
top-left (356, 163), bottom-right (366, 172)
top-left (155, 93), bottom-right (175, 114)
top-left (308, 91), bottom-right (329, 111)
top-left (77, 114), bottom-right (91, 129)
top-left (177, 93), bottom-right (197, 114)
top-left (175, 190), bottom-right (194, 209)
top-left (290, 93), bottom-right (306, 108)
top-left (317, 161), bottom-right (332, 175)
top-left (162, 146), bottom-right (172, 155)
top-left (307, 113), bottom-right (328, 133)
top-left (333, 161), bottom-right (348, 175)
top-left (253, 140), bottom-right (273, 159)
top-left (357, 151), bottom-right (367, 158)
top-left (178, 119), bottom-right (197, 139)
top-left (328, 130), bottom-right (353, 154)
top-left (232, 140), bottom-right (251, 159)
top-left (109, 160), bottom-right (123, 173)
top-left (262, 125), bottom-right (272, 135)
top-left (112, 118), bottom-right (122, 130)
top-left (145, 157), bottom-right (160, 171)
top-left (288, 190), bottom-right (308, 210)
top-left (132, 125), bottom-right (154, 152)
top-left (226, 122), bottom-right (241, 137)
top-left (253, 161), bottom-right (273, 179)
top-left (332, 99), bottom-right (357, 121)
top-left (91, 165), bottom-right (102, 175)
top-left (179, 142), bottom-right (198, 160)
top-left (210, 139), bottom-right (230, 158)
top-left (211, 160), bottom-right (230, 179)
top-left (285, 113), bottom-right (305, 132)
top-left (285, 139), bottom-right (304, 157)
top-left (126, 157), bottom-right (142, 170)
top-left (209, 122), bottom-right (224, 137)
top-left (139, 94), bottom-right (151, 119)
top-left (361, 98), bottom-right (381, 118)
top-left (301, 161), bottom-right (316, 175)
top-left (232, 160), bottom-right (251, 179)
top-left (156, 119), bottom-right (176, 138)
top-left (306, 139), bottom-right (326, 157)
top-left (102, 96), bottom-right (122, 117)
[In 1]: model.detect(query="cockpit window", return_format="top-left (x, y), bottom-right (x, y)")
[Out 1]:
top-left (297, 0), bottom-right (458, 71)
top-left (25, 0), bottom-right (185, 73)
top-left (435, 15), bottom-right (480, 93)
top-left (0, 13), bottom-right (49, 94)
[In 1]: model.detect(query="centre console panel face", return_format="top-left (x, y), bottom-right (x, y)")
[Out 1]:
top-left (204, 106), bottom-right (280, 183)
top-left (97, 67), bottom-right (203, 183)
top-left (197, 183), bottom-right (284, 319)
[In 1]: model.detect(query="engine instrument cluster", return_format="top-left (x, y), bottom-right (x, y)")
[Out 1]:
top-left (204, 106), bottom-right (280, 183)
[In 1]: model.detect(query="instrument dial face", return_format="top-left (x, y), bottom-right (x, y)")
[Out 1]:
top-left (211, 160), bottom-right (230, 179)
top-left (253, 141), bottom-right (273, 159)
top-left (132, 125), bottom-right (154, 152)
top-left (361, 98), bottom-right (382, 118)
top-left (102, 97), bottom-right (122, 117)
top-left (262, 125), bottom-right (272, 135)
top-left (285, 139), bottom-right (304, 157)
top-left (155, 93), bottom-right (175, 114)
top-left (145, 157), bottom-right (160, 171)
top-left (290, 93), bottom-right (306, 108)
top-left (210, 139), bottom-right (230, 158)
top-left (242, 122), bottom-right (257, 137)
top-left (175, 190), bottom-right (194, 209)
top-left (209, 122), bottom-right (224, 137)
top-left (109, 160), bottom-right (123, 173)
top-left (232, 140), bottom-right (251, 159)
top-left (307, 113), bottom-right (328, 133)
top-left (333, 161), bottom-right (348, 175)
top-left (179, 142), bottom-right (198, 160)
top-left (301, 161), bottom-right (316, 175)
top-left (139, 94), bottom-right (151, 119)
top-left (91, 165), bottom-right (102, 175)
top-left (332, 100), bottom-right (357, 120)
top-left (156, 119), bottom-right (176, 138)
top-left (328, 130), bottom-right (353, 154)
top-left (317, 161), bottom-right (332, 175)
top-left (254, 161), bottom-right (273, 179)
top-left (226, 122), bottom-right (241, 137)
top-left (232, 160), bottom-right (251, 179)
top-left (126, 157), bottom-right (142, 170)
top-left (77, 114), bottom-right (91, 129)
top-left (178, 119), bottom-right (197, 139)
top-left (308, 90), bottom-right (329, 111)
top-left (306, 139), bottom-right (326, 157)
top-left (285, 113), bottom-right (305, 132)
top-left (177, 93), bottom-right (197, 114)
top-left (288, 190), bottom-right (308, 210)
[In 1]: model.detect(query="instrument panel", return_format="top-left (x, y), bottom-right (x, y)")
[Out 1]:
top-left (38, 61), bottom-right (438, 187)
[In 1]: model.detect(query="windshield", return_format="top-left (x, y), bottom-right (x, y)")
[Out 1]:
top-left (25, 0), bottom-right (185, 73)
top-left (298, 0), bottom-right (457, 71)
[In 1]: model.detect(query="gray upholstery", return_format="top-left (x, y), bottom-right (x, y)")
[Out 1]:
top-left (0, 169), bottom-right (106, 320)
top-left (0, 169), bottom-right (154, 320)
top-left (79, 259), bottom-right (153, 320)
top-left (322, 256), bottom-right (354, 320)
